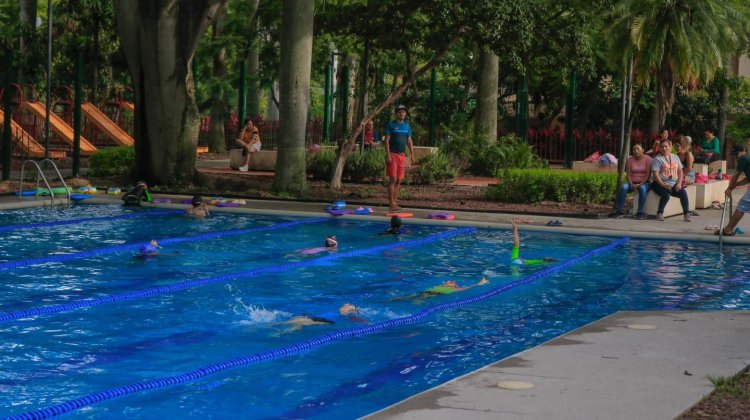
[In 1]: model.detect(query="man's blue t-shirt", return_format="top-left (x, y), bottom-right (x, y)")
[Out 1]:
top-left (386, 120), bottom-right (412, 154)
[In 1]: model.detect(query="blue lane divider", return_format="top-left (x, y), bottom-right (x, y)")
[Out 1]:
top-left (7, 236), bottom-right (628, 419)
top-left (0, 210), bottom-right (185, 234)
top-left (0, 228), bottom-right (476, 324)
top-left (0, 218), bottom-right (328, 271)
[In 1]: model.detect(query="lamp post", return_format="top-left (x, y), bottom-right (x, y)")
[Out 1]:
top-left (44, 0), bottom-right (52, 160)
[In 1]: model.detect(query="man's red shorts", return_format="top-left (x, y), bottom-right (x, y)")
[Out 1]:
top-left (386, 152), bottom-right (406, 180)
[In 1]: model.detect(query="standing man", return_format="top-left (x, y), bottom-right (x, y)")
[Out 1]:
top-left (384, 104), bottom-right (415, 211)
top-left (718, 144), bottom-right (749, 236)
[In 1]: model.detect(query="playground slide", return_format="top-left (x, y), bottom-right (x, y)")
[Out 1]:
top-left (122, 101), bottom-right (135, 112)
top-left (81, 102), bottom-right (134, 146)
top-left (22, 101), bottom-right (97, 155)
top-left (0, 109), bottom-right (65, 159)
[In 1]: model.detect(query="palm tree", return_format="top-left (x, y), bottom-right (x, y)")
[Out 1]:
top-left (606, 0), bottom-right (750, 132)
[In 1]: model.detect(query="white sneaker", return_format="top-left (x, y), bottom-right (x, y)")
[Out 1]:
top-left (238, 165), bottom-right (249, 172)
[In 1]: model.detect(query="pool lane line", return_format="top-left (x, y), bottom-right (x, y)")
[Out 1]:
top-left (0, 217), bottom-right (329, 271)
top-left (0, 228), bottom-right (476, 324)
top-left (0, 210), bottom-right (185, 234)
top-left (6, 236), bottom-right (627, 419)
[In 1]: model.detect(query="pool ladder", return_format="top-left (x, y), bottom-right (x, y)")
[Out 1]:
top-left (718, 194), bottom-right (733, 252)
top-left (18, 159), bottom-right (71, 206)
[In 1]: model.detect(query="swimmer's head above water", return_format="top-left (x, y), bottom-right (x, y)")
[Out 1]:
top-left (325, 236), bottom-right (338, 248)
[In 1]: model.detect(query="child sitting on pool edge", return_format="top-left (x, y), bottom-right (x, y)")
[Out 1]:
top-left (186, 195), bottom-right (210, 219)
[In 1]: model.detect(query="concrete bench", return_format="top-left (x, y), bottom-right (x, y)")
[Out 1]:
top-left (634, 184), bottom-right (696, 217)
top-left (229, 149), bottom-right (277, 171)
top-left (693, 180), bottom-right (729, 209)
top-left (572, 161), bottom-right (617, 173)
top-left (694, 160), bottom-right (726, 176)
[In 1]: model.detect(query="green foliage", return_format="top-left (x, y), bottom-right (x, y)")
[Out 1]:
top-left (306, 147), bottom-right (337, 180)
top-left (88, 146), bottom-right (134, 177)
top-left (727, 115), bottom-right (750, 144)
top-left (411, 152), bottom-right (458, 185)
top-left (345, 147), bottom-right (386, 183)
top-left (487, 169), bottom-right (617, 204)
top-left (441, 131), bottom-right (548, 176)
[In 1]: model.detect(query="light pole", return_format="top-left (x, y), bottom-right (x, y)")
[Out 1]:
top-left (44, 0), bottom-right (52, 160)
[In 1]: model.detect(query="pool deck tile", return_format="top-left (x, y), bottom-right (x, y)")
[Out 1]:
top-left (367, 311), bottom-right (750, 420)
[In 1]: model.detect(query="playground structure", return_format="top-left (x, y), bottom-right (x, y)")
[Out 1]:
top-left (0, 84), bottom-right (135, 166)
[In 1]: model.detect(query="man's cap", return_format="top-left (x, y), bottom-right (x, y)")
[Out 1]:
top-left (732, 144), bottom-right (747, 154)
top-left (136, 181), bottom-right (147, 189)
top-left (394, 104), bottom-right (408, 112)
top-left (191, 195), bottom-right (203, 206)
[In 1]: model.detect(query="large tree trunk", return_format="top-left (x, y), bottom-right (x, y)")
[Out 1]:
top-left (272, 0), bottom-right (314, 194)
top-left (329, 28), bottom-right (466, 190)
top-left (474, 47), bottom-right (499, 143)
top-left (655, 51), bottom-right (676, 131)
top-left (207, 7), bottom-right (228, 153)
top-left (113, 0), bottom-right (227, 185)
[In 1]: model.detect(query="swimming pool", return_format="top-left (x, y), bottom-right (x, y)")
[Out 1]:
top-left (0, 204), bottom-right (748, 418)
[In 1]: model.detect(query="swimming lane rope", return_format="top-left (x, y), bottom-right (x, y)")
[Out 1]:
top-left (0, 228), bottom-right (476, 324)
top-left (0, 218), bottom-right (328, 271)
top-left (0, 210), bottom-right (185, 234)
top-left (6, 236), bottom-right (628, 419)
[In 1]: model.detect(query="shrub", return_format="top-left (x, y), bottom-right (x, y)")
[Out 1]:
top-left (306, 147), bottom-right (336, 180)
top-left (441, 133), bottom-right (548, 176)
top-left (487, 169), bottom-right (617, 204)
top-left (412, 152), bottom-right (458, 185)
top-left (88, 146), bottom-right (134, 177)
top-left (345, 147), bottom-right (385, 183)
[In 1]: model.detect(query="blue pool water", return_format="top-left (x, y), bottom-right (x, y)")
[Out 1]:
top-left (0, 205), bottom-right (748, 418)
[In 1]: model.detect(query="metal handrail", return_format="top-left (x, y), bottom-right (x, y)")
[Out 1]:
top-left (18, 159), bottom-right (71, 206)
top-left (718, 194), bottom-right (733, 252)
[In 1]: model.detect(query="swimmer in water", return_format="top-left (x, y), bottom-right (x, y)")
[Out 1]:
top-left (137, 239), bottom-right (179, 260)
top-left (273, 303), bottom-right (365, 334)
top-left (186, 195), bottom-right (210, 219)
top-left (510, 218), bottom-right (556, 269)
top-left (392, 278), bottom-right (490, 304)
top-left (297, 236), bottom-right (338, 256)
top-left (381, 216), bottom-right (402, 235)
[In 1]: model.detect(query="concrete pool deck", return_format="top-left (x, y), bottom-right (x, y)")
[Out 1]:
top-left (367, 311), bottom-right (750, 419)
top-left (0, 192), bottom-right (748, 418)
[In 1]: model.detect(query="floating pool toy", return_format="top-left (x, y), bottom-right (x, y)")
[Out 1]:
top-left (35, 187), bottom-right (71, 196)
top-left (327, 209), bottom-right (354, 216)
top-left (354, 207), bottom-right (373, 215)
top-left (151, 198), bottom-right (172, 203)
top-left (428, 212), bottom-right (455, 220)
top-left (180, 198), bottom-right (193, 204)
top-left (386, 212), bottom-right (413, 218)
top-left (15, 190), bottom-right (36, 196)
top-left (77, 185), bottom-right (97, 193)
top-left (332, 200), bottom-right (346, 210)
top-left (70, 194), bottom-right (91, 201)
top-left (216, 201), bottom-right (241, 207)
top-left (736, 227), bottom-right (745, 234)
top-left (107, 187), bottom-right (121, 195)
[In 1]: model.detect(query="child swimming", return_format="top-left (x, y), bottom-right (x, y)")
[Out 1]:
top-left (510, 218), bottom-right (556, 267)
top-left (298, 236), bottom-right (338, 255)
top-left (186, 195), bottom-right (210, 219)
top-left (381, 216), bottom-right (402, 235)
top-left (392, 278), bottom-right (490, 304)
